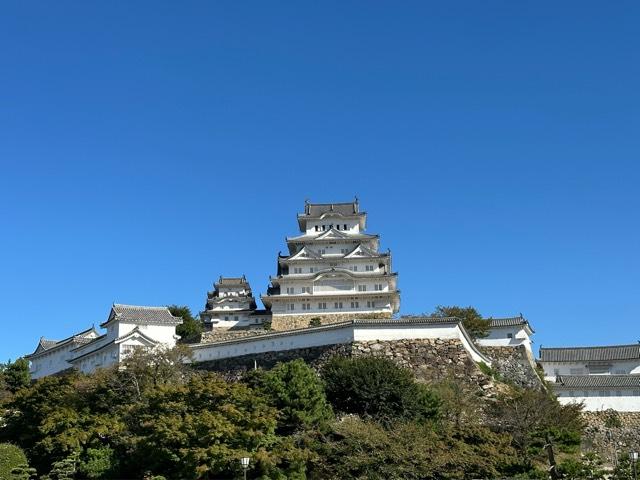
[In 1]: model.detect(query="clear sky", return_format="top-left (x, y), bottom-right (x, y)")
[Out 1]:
top-left (1, 1), bottom-right (638, 362)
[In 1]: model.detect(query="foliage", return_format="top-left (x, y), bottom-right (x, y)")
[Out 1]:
top-left (309, 318), bottom-right (322, 327)
top-left (603, 408), bottom-right (623, 428)
top-left (611, 453), bottom-right (638, 480)
top-left (430, 378), bottom-right (483, 428)
top-left (487, 385), bottom-right (584, 463)
top-left (431, 305), bottom-right (491, 338)
top-left (77, 447), bottom-right (116, 479)
top-left (168, 305), bottom-right (203, 344)
top-left (321, 357), bottom-right (440, 425)
top-left (246, 360), bottom-right (333, 434)
top-left (0, 443), bottom-right (28, 480)
top-left (0, 359), bottom-right (31, 394)
top-left (121, 372), bottom-right (294, 479)
top-left (557, 452), bottom-right (607, 480)
top-left (44, 451), bottom-right (79, 480)
top-left (308, 417), bottom-right (515, 480)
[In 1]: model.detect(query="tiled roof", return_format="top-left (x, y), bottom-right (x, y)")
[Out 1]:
top-left (216, 276), bottom-right (248, 286)
top-left (27, 326), bottom-right (99, 357)
top-left (303, 201), bottom-right (359, 217)
top-left (488, 316), bottom-right (535, 333)
top-left (540, 344), bottom-right (640, 362)
top-left (553, 374), bottom-right (640, 389)
top-left (101, 304), bottom-right (183, 327)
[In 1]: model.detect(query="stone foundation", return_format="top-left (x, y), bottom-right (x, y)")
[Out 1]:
top-left (479, 345), bottom-right (543, 389)
top-left (270, 312), bottom-right (392, 331)
top-left (195, 337), bottom-right (495, 394)
top-left (581, 411), bottom-right (640, 464)
top-left (200, 328), bottom-right (269, 344)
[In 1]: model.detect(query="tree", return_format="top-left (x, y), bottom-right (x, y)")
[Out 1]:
top-left (1, 359), bottom-right (31, 394)
top-left (308, 417), bottom-right (515, 480)
top-left (321, 357), bottom-right (440, 425)
top-left (120, 373), bottom-right (290, 479)
top-left (246, 359), bottom-right (333, 434)
top-left (487, 386), bottom-right (584, 465)
top-left (431, 305), bottom-right (491, 338)
top-left (117, 345), bottom-right (194, 399)
top-left (0, 443), bottom-right (29, 480)
top-left (168, 305), bottom-right (203, 344)
top-left (557, 452), bottom-right (607, 480)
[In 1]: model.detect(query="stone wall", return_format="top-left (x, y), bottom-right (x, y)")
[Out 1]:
top-left (200, 328), bottom-right (269, 344)
top-left (581, 411), bottom-right (640, 462)
top-left (270, 312), bottom-right (391, 331)
top-left (479, 345), bottom-right (543, 389)
top-left (195, 337), bottom-right (495, 394)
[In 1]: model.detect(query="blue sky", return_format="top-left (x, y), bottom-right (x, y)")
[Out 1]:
top-left (1, 1), bottom-right (639, 361)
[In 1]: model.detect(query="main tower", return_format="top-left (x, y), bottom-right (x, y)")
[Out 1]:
top-left (262, 199), bottom-right (400, 330)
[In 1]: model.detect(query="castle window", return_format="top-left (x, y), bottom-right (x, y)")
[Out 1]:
top-left (358, 285), bottom-right (367, 292)
top-left (315, 225), bottom-right (319, 231)
top-left (352, 265), bottom-right (358, 272)
top-left (302, 303), bottom-right (310, 310)
top-left (322, 225), bottom-right (326, 231)
top-left (366, 301), bottom-right (376, 308)
top-left (294, 267), bottom-right (302, 274)
top-left (286, 287), bottom-right (295, 294)
top-left (318, 302), bottom-right (327, 310)
top-left (344, 224), bottom-right (347, 230)
top-left (351, 301), bottom-right (359, 308)
top-left (309, 267), bottom-right (316, 273)
top-left (507, 333), bottom-right (513, 339)
top-left (288, 303), bottom-right (295, 311)
top-left (374, 284), bottom-right (383, 291)
top-left (365, 265), bottom-right (374, 271)
top-left (234, 316), bottom-right (238, 321)
top-left (336, 225), bottom-right (340, 230)
top-left (334, 302), bottom-right (343, 309)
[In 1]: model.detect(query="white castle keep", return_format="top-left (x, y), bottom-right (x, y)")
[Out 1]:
top-left (22, 199), bottom-right (640, 412)
top-left (262, 200), bottom-right (400, 329)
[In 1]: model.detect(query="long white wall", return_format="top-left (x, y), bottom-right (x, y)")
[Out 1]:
top-left (190, 321), bottom-right (491, 366)
top-left (556, 391), bottom-right (640, 412)
top-left (541, 360), bottom-right (640, 379)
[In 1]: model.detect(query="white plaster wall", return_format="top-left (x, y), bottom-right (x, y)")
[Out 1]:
top-left (270, 296), bottom-right (392, 315)
top-left (556, 392), bottom-right (640, 412)
top-left (306, 219), bottom-right (360, 234)
top-left (30, 344), bottom-right (76, 379)
top-left (190, 327), bottom-right (355, 363)
top-left (76, 344), bottom-right (119, 374)
top-left (477, 326), bottom-right (533, 353)
top-left (541, 360), bottom-right (640, 380)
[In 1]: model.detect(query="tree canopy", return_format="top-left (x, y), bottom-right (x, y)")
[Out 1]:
top-left (431, 305), bottom-right (491, 338)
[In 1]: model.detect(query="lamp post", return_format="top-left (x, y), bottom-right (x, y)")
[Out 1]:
top-left (240, 457), bottom-right (250, 480)
top-left (629, 451), bottom-right (638, 480)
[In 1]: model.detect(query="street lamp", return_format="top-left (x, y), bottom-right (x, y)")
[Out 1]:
top-left (240, 457), bottom-right (250, 480)
top-left (629, 451), bottom-right (638, 480)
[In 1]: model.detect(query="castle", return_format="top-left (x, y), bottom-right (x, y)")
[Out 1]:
top-left (24, 200), bottom-right (640, 412)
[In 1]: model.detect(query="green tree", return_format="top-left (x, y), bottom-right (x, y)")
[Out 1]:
top-left (0, 443), bottom-right (29, 480)
top-left (321, 357), bottom-right (440, 425)
top-left (246, 359), bottom-right (333, 434)
top-left (487, 385), bottom-right (584, 464)
top-left (309, 417), bottom-right (515, 480)
top-left (431, 305), bottom-right (491, 338)
top-left (168, 305), bottom-right (203, 344)
top-left (1, 359), bottom-right (31, 394)
top-left (120, 372), bottom-right (295, 479)
top-left (557, 452), bottom-right (607, 480)
top-left (77, 447), bottom-right (116, 479)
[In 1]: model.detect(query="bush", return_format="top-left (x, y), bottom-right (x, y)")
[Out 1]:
top-left (321, 357), bottom-right (439, 425)
top-left (245, 359), bottom-right (333, 434)
top-left (0, 444), bottom-right (28, 480)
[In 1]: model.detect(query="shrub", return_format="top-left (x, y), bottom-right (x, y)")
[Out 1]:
top-left (0, 444), bottom-right (28, 480)
top-left (245, 359), bottom-right (333, 434)
top-left (321, 356), bottom-right (439, 425)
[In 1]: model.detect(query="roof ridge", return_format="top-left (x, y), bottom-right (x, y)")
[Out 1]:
top-left (113, 303), bottom-right (168, 310)
top-left (541, 343), bottom-right (640, 350)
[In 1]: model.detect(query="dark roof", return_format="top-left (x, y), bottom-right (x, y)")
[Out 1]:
top-left (554, 374), bottom-right (640, 389)
top-left (215, 276), bottom-right (248, 287)
top-left (303, 201), bottom-right (360, 217)
top-left (488, 316), bottom-right (535, 333)
top-left (26, 326), bottom-right (99, 357)
top-left (540, 344), bottom-right (640, 362)
top-left (101, 304), bottom-right (183, 328)
top-left (399, 316), bottom-right (461, 324)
